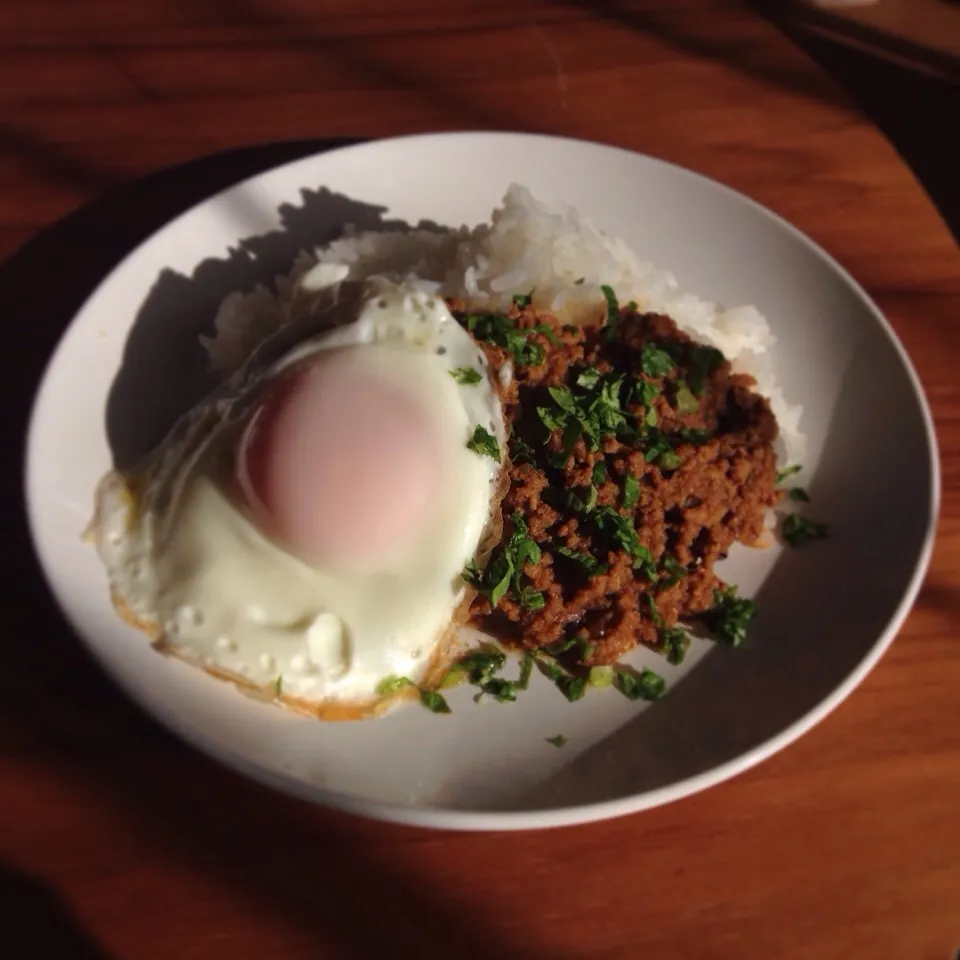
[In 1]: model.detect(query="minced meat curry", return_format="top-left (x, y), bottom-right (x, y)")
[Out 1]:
top-left (451, 289), bottom-right (780, 681)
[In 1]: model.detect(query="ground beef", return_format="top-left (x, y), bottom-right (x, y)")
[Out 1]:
top-left (451, 298), bottom-right (780, 667)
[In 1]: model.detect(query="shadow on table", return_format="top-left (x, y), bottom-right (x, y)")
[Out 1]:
top-left (1, 141), bottom-right (541, 960)
top-left (0, 863), bottom-right (114, 960)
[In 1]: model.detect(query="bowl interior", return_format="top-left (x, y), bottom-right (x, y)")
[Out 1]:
top-left (25, 133), bottom-right (936, 829)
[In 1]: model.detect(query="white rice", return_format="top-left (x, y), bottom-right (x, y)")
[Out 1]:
top-left (202, 184), bottom-right (804, 464)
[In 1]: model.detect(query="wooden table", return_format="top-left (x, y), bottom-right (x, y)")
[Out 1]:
top-left (2, 2), bottom-right (958, 957)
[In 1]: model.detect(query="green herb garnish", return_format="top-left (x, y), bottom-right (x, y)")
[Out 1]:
top-left (705, 586), bottom-right (757, 648)
top-left (420, 689), bottom-right (451, 713)
top-left (687, 344), bottom-right (724, 396)
top-left (375, 675), bottom-right (412, 695)
top-left (518, 585), bottom-right (546, 611)
top-left (660, 626), bottom-right (690, 665)
top-left (588, 665), bottom-right (615, 687)
top-left (594, 506), bottom-right (656, 577)
top-left (464, 312), bottom-right (545, 366)
top-left (537, 656), bottom-right (587, 701)
top-left (556, 545), bottom-right (608, 577)
top-left (513, 290), bottom-right (533, 309)
top-left (782, 513), bottom-right (829, 547)
top-left (466, 424), bottom-right (501, 462)
top-left (787, 487), bottom-right (810, 503)
top-left (565, 485), bottom-right (598, 514)
top-left (659, 450), bottom-right (682, 471)
top-left (450, 366), bottom-right (483, 385)
top-left (622, 473), bottom-right (641, 509)
top-left (509, 434), bottom-right (536, 465)
top-left (647, 594), bottom-right (663, 626)
top-left (532, 323), bottom-right (562, 346)
top-left (660, 555), bottom-right (687, 587)
top-left (601, 284), bottom-right (620, 339)
top-left (776, 464), bottom-right (802, 484)
top-left (674, 381), bottom-right (699, 415)
top-left (591, 461), bottom-right (607, 486)
top-left (273, 676), bottom-right (283, 696)
top-left (518, 653), bottom-right (534, 690)
top-left (462, 512), bottom-right (542, 610)
top-left (676, 428), bottom-right (712, 446)
top-left (634, 379), bottom-right (660, 409)
top-left (546, 734), bottom-right (568, 747)
top-left (640, 343), bottom-right (675, 377)
top-left (643, 428), bottom-right (674, 463)
top-left (536, 370), bottom-right (636, 456)
top-left (614, 667), bottom-right (667, 701)
top-left (577, 368), bottom-right (600, 389)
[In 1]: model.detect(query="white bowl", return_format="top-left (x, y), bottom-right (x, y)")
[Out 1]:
top-left (24, 132), bottom-right (938, 830)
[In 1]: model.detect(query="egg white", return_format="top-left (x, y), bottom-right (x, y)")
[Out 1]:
top-left (92, 280), bottom-right (506, 716)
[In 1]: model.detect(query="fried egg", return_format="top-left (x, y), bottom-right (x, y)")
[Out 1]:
top-left (90, 278), bottom-right (507, 719)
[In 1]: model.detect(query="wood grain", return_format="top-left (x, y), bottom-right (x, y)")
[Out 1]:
top-left (1, 2), bottom-right (958, 958)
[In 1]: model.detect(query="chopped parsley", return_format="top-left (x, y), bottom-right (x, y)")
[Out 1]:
top-left (450, 366), bottom-right (482, 385)
top-left (686, 344), bottom-right (724, 396)
top-left (535, 370), bottom-right (637, 456)
top-left (532, 323), bottom-right (562, 346)
top-left (420, 689), bottom-right (451, 713)
top-left (705, 586), bottom-right (757, 648)
top-left (640, 343), bottom-right (675, 378)
top-left (448, 647), bottom-right (533, 703)
top-left (376, 675), bottom-right (449, 713)
top-left (676, 427), bottom-right (712, 446)
top-left (592, 461), bottom-right (608, 486)
top-left (518, 586), bottom-right (546, 611)
top-left (614, 666), bottom-right (667, 701)
top-left (546, 637), bottom-right (578, 656)
top-left (513, 290), bottom-right (533, 309)
top-left (776, 464), bottom-right (802, 485)
top-left (659, 450), bottom-right (682, 471)
top-left (787, 487), bottom-right (810, 503)
top-left (273, 676), bottom-right (283, 696)
top-left (536, 655), bottom-right (588, 702)
top-left (466, 424), bottom-right (501, 461)
top-left (643, 428), bottom-right (673, 463)
top-left (546, 734), bottom-right (568, 747)
top-left (660, 626), bottom-right (690, 665)
top-left (556, 545), bottom-right (608, 577)
top-left (462, 512), bottom-right (543, 610)
top-left (518, 652), bottom-right (534, 689)
top-left (464, 312), bottom-right (545, 366)
top-left (622, 473), bottom-right (641, 509)
top-left (634, 379), bottom-right (660, 409)
top-left (565, 485), bottom-right (598, 514)
top-left (509, 434), bottom-right (535, 465)
top-left (600, 284), bottom-right (620, 339)
top-left (660, 555), bottom-right (688, 587)
top-left (588, 665), bottom-right (615, 687)
top-left (647, 594), bottom-right (663, 626)
top-left (594, 506), bottom-right (656, 577)
top-left (674, 381), bottom-right (699, 415)
top-left (375, 675), bottom-right (412, 695)
top-left (782, 513), bottom-right (829, 547)
top-left (577, 368), bottom-right (600, 389)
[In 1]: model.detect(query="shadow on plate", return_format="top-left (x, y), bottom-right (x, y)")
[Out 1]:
top-left (3, 140), bottom-right (545, 960)
top-left (105, 172), bottom-right (453, 469)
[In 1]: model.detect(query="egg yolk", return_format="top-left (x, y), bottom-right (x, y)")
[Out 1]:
top-left (237, 351), bottom-right (443, 568)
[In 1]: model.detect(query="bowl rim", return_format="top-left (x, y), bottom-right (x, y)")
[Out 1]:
top-left (23, 130), bottom-right (942, 831)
